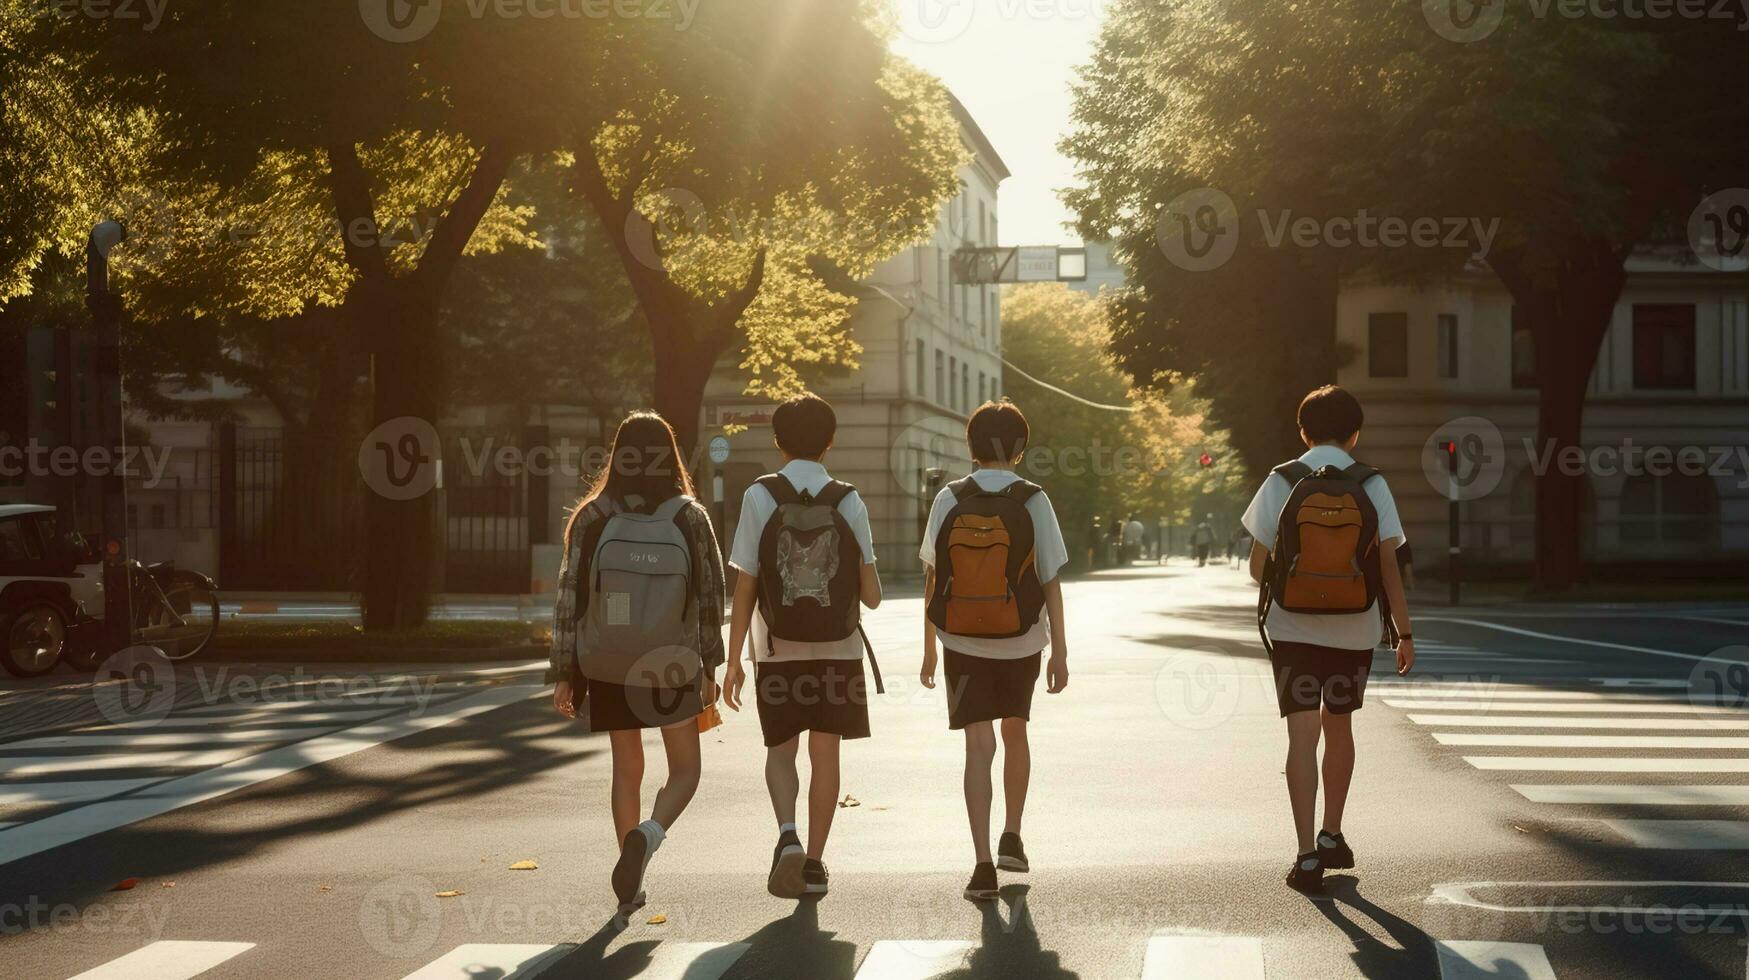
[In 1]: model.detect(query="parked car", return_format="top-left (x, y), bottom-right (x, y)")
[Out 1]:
top-left (0, 504), bottom-right (105, 677)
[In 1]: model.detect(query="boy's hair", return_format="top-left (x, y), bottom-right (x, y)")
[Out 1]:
top-left (1297, 385), bottom-right (1365, 444)
top-left (966, 399), bottom-right (1029, 463)
top-left (772, 393), bottom-right (836, 460)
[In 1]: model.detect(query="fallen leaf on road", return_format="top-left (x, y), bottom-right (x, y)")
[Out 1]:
top-left (1513, 825), bottom-right (1530, 834)
top-left (110, 878), bottom-right (138, 891)
top-left (435, 890), bottom-right (464, 898)
top-left (646, 913), bottom-right (667, 925)
top-left (508, 860), bottom-right (539, 871)
top-left (318, 886), bottom-right (332, 892)
top-left (161, 881), bottom-right (175, 888)
top-left (838, 794), bottom-right (860, 808)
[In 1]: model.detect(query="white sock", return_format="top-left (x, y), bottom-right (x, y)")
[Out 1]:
top-left (638, 819), bottom-right (666, 852)
top-left (778, 822), bottom-right (798, 836)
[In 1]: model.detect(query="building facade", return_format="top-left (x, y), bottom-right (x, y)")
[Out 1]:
top-left (1338, 252), bottom-right (1749, 573)
top-left (700, 94), bottom-right (1010, 575)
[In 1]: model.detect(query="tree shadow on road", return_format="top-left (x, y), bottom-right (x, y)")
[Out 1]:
top-left (1305, 875), bottom-right (1441, 979)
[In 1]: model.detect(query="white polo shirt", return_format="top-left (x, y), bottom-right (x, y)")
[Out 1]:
top-left (729, 459), bottom-right (875, 662)
top-left (919, 467), bottom-right (1069, 660)
top-left (1241, 445), bottom-right (1405, 651)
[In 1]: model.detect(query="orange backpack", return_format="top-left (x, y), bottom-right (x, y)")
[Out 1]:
top-left (1258, 461), bottom-right (1397, 652)
top-left (926, 477), bottom-right (1045, 638)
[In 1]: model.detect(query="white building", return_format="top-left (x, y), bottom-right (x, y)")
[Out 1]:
top-left (701, 93), bottom-right (1010, 574)
top-left (1338, 252), bottom-right (1749, 572)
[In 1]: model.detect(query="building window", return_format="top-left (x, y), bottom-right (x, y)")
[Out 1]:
top-left (978, 371), bottom-right (987, 406)
top-left (935, 350), bottom-right (945, 405)
top-left (1437, 314), bottom-right (1459, 379)
top-left (1367, 312), bottom-right (1409, 378)
top-left (949, 355), bottom-right (958, 408)
top-left (915, 342), bottom-right (926, 398)
top-left (962, 364), bottom-right (971, 413)
top-left (1511, 305), bottom-right (1537, 389)
top-left (1633, 304), bottom-right (1697, 390)
top-left (1621, 471), bottom-right (1717, 548)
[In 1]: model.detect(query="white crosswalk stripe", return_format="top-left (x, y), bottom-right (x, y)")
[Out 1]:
top-left (1434, 940), bottom-right (1557, 980)
top-left (0, 684), bottom-right (541, 866)
top-left (1140, 934), bottom-right (1266, 978)
top-left (1384, 675), bottom-right (1749, 851)
top-left (66, 940), bottom-right (255, 980)
top-left (398, 943), bottom-right (574, 979)
top-left (855, 940), bottom-right (977, 977)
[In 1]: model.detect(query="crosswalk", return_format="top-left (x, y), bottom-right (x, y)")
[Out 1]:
top-left (51, 933), bottom-right (1565, 979)
top-left (0, 679), bottom-right (544, 865)
top-left (1377, 670), bottom-right (1749, 850)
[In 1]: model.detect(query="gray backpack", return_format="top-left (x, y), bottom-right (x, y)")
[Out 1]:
top-left (579, 495), bottom-right (701, 687)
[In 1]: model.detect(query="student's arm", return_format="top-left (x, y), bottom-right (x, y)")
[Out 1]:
top-left (723, 570), bottom-right (758, 711)
top-left (1248, 540), bottom-right (1270, 585)
top-left (1043, 577), bottom-right (1068, 694)
top-left (920, 564), bottom-right (938, 690)
top-left (1378, 537), bottom-right (1414, 675)
top-left (859, 562), bottom-right (882, 610)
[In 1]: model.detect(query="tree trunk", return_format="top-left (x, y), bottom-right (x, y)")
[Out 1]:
top-left (650, 325), bottom-right (727, 456)
top-left (361, 286), bottom-right (444, 630)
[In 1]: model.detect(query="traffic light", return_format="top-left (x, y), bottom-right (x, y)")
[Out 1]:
top-left (1198, 452), bottom-right (1213, 468)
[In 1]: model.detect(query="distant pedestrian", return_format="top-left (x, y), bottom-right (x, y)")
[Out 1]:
top-left (1242, 385), bottom-right (1415, 894)
top-left (550, 411), bottom-right (726, 921)
top-left (1191, 516), bottom-right (1215, 566)
top-left (920, 399), bottom-right (1070, 902)
top-left (721, 394), bottom-right (884, 901)
top-left (1122, 514), bottom-right (1145, 564)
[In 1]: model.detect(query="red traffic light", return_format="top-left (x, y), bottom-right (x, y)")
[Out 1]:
top-left (1198, 453), bottom-right (1213, 467)
top-left (1443, 441), bottom-right (1458, 456)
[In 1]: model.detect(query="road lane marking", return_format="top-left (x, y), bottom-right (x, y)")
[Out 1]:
top-left (1418, 617), bottom-right (1749, 666)
top-left (0, 749), bottom-right (258, 775)
top-left (1410, 714), bottom-right (1749, 730)
top-left (180, 694), bottom-right (435, 716)
top-left (1601, 819), bottom-right (1749, 849)
top-left (1434, 940), bottom-right (1556, 980)
top-left (0, 684), bottom-right (543, 866)
top-left (1141, 934), bottom-right (1267, 979)
top-left (0, 778), bottom-right (164, 807)
top-left (1385, 699), bottom-right (1743, 714)
top-left (400, 943), bottom-right (574, 979)
top-left (2, 728), bottom-right (337, 750)
top-left (1435, 733), bottom-right (1749, 749)
top-left (856, 941), bottom-right (977, 977)
top-left (1466, 756), bottom-right (1749, 773)
top-left (1512, 785), bottom-right (1749, 805)
top-left (1430, 880), bottom-right (1749, 915)
top-left (68, 940), bottom-right (255, 980)
top-left (1377, 688), bottom-right (1739, 703)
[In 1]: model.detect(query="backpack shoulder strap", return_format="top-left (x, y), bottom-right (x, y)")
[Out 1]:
top-left (1002, 479), bottom-right (1043, 504)
top-left (755, 473), bottom-right (799, 506)
top-left (948, 475), bottom-right (982, 501)
top-left (1342, 462), bottom-right (1381, 484)
top-left (651, 494), bottom-right (693, 523)
top-left (1272, 461), bottom-right (1314, 485)
top-left (814, 479), bottom-right (855, 509)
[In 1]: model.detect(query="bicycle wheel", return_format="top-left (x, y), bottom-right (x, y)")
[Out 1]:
top-left (140, 575), bottom-right (220, 662)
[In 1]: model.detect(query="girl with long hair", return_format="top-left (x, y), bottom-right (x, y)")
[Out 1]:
top-left (548, 411), bottom-right (725, 917)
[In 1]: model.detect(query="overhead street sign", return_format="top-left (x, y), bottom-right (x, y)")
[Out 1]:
top-left (951, 246), bottom-right (1089, 285)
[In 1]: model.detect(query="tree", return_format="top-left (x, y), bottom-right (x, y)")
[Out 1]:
top-left (1065, 0), bottom-right (1749, 589)
top-left (1000, 283), bottom-right (1243, 568)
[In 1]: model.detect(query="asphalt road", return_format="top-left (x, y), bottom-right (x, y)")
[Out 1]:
top-left (2, 564), bottom-right (1747, 979)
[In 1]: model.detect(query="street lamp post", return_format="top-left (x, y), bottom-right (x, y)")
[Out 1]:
top-left (86, 221), bottom-right (134, 654)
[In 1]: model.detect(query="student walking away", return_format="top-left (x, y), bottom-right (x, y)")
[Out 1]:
top-left (918, 399), bottom-right (1070, 902)
top-left (1192, 515), bottom-right (1216, 566)
top-left (1122, 514), bottom-right (1145, 564)
top-left (1242, 385), bottom-right (1414, 895)
top-left (549, 411), bottom-right (726, 921)
top-left (721, 394), bottom-right (883, 901)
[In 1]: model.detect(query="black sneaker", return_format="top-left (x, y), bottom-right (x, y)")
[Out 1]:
top-left (1286, 851), bottom-right (1324, 893)
top-left (1317, 831), bottom-right (1354, 870)
top-left (803, 858), bottom-right (830, 896)
top-left (767, 829), bottom-right (806, 899)
top-left (612, 826), bottom-right (654, 905)
top-left (964, 861), bottom-right (999, 901)
top-left (996, 832), bottom-right (1029, 873)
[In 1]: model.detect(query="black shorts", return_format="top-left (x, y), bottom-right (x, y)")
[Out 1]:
top-left (753, 659), bottom-right (871, 748)
top-left (1267, 641), bottom-right (1372, 717)
top-left (581, 673), bottom-right (703, 731)
top-left (944, 649), bottom-right (1041, 730)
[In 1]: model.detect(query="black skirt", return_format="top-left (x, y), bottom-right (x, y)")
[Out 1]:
top-left (753, 659), bottom-right (871, 747)
top-left (582, 674), bottom-right (704, 732)
top-left (943, 649), bottom-right (1042, 729)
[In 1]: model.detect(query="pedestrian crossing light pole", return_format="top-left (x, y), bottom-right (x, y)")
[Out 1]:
top-left (87, 220), bottom-right (134, 655)
top-left (1444, 440), bottom-right (1460, 607)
